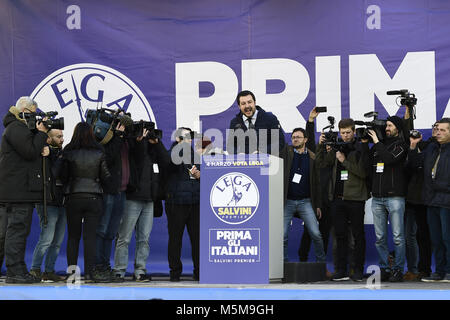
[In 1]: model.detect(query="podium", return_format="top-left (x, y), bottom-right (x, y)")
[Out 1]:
top-left (199, 154), bottom-right (283, 284)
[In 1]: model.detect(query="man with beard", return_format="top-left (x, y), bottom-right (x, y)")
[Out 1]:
top-left (316, 118), bottom-right (370, 281)
top-left (367, 116), bottom-right (408, 282)
top-left (282, 123), bottom-right (325, 266)
top-left (227, 90), bottom-right (285, 155)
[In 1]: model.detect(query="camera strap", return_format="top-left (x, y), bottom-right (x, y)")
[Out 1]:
top-left (99, 126), bottom-right (114, 145)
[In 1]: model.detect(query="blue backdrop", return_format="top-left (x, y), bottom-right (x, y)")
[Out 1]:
top-left (1, 0), bottom-right (448, 275)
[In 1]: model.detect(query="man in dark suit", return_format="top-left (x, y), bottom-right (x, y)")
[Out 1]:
top-left (227, 90), bottom-right (285, 155)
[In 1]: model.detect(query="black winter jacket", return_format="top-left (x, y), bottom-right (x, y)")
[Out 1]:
top-left (103, 133), bottom-right (126, 194)
top-left (369, 136), bottom-right (408, 197)
top-left (165, 142), bottom-right (200, 205)
top-left (126, 139), bottom-right (170, 202)
top-left (0, 108), bottom-right (50, 203)
top-left (59, 148), bottom-right (111, 196)
top-left (408, 142), bottom-right (450, 209)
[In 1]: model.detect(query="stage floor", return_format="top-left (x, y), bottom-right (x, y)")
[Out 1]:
top-left (0, 275), bottom-right (449, 300)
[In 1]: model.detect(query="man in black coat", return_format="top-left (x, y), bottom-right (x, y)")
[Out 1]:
top-left (113, 128), bottom-right (169, 282)
top-left (367, 115), bottom-right (408, 282)
top-left (227, 90), bottom-right (286, 155)
top-left (0, 97), bottom-right (50, 283)
top-left (409, 118), bottom-right (450, 283)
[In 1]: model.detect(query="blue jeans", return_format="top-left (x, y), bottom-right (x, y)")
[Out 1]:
top-left (371, 197), bottom-right (405, 271)
top-left (96, 192), bottom-right (126, 268)
top-left (427, 206), bottom-right (450, 275)
top-left (284, 199), bottom-right (325, 262)
top-left (405, 204), bottom-right (419, 273)
top-left (113, 200), bottom-right (154, 277)
top-left (31, 205), bottom-right (66, 273)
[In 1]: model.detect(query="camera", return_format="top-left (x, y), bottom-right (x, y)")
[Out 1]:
top-left (387, 89), bottom-right (417, 108)
top-left (409, 129), bottom-right (422, 139)
top-left (20, 110), bottom-right (64, 131)
top-left (355, 111), bottom-right (386, 143)
top-left (85, 108), bottom-right (133, 141)
top-left (320, 116), bottom-right (349, 152)
top-left (132, 120), bottom-right (163, 140)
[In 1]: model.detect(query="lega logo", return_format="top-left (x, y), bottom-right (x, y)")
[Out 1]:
top-left (30, 63), bottom-right (156, 143)
top-left (210, 172), bottom-right (259, 225)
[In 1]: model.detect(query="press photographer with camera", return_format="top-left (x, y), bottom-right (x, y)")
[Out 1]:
top-left (94, 112), bottom-right (132, 280)
top-left (402, 113), bottom-right (436, 281)
top-left (408, 118), bottom-right (450, 283)
top-left (165, 127), bottom-right (201, 281)
top-left (0, 97), bottom-right (51, 283)
top-left (113, 126), bottom-right (169, 282)
top-left (316, 118), bottom-right (370, 281)
top-left (29, 129), bottom-right (67, 282)
top-left (367, 115), bottom-right (408, 282)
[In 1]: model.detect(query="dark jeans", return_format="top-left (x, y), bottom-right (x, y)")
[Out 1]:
top-left (427, 206), bottom-right (450, 274)
top-left (406, 203), bottom-right (432, 274)
top-left (66, 196), bottom-right (102, 275)
top-left (96, 192), bottom-right (126, 269)
top-left (165, 203), bottom-right (199, 278)
top-left (332, 199), bottom-right (366, 273)
top-left (298, 203), bottom-right (332, 261)
top-left (0, 203), bottom-right (34, 276)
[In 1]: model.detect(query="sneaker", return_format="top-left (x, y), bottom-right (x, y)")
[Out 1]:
top-left (90, 269), bottom-right (110, 283)
top-left (380, 268), bottom-right (391, 282)
top-left (442, 274), bottom-right (450, 283)
top-left (42, 272), bottom-right (65, 283)
top-left (134, 274), bottom-right (151, 282)
top-left (5, 273), bottom-right (37, 284)
top-left (331, 271), bottom-right (350, 281)
top-left (29, 269), bottom-right (42, 281)
top-left (403, 271), bottom-right (418, 281)
top-left (417, 271), bottom-right (430, 280)
top-left (389, 269), bottom-right (403, 282)
top-left (351, 271), bottom-right (364, 282)
top-left (112, 273), bottom-right (125, 283)
top-left (421, 272), bottom-right (445, 282)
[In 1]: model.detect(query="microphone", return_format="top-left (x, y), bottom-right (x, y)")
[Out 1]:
top-left (386, 89), bottom-right (408, 95)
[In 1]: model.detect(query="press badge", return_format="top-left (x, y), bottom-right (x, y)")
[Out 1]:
top-left (340, 170), bottom-right (348, 180)
top-left (292, 173), bottom-right (302, 183)
top-left (376, 163), bottom-right (384, 173)
top-left (153, 163), bottom-right (159, 173)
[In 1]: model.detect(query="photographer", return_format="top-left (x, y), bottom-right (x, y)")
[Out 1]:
top-left (95, 120), bottom-right (129, 279)
top-left (402, 116), bottom-right (436, 281)
top-left (367, 115), bottom-right (408, 282)
top-left (0, 97), bottom-right (50, 283)
top-left (29, 129), bottom-right (66, 282)
top-left (166, 127), bottom-right (200, 281)
top-left (316, 118), bottom-right (370, 281)
top-left (409, 118), bottom-right (450, 283)
top-left (113, 128), bottom-right (169, 282)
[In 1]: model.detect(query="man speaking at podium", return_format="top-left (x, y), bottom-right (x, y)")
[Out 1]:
top-left (227, 90), bottom-right (286, 155)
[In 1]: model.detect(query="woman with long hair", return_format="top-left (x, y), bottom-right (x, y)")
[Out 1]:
top-left (59, 122), bottom-right (111, 282)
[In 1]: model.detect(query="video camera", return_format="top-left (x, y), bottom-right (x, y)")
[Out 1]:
top-left (321, 116), bottom-right (351, 152)
top-left (386, 89), bottom-right (417, 108)
top-left (85, 108), bottom-right (133, 141)
top-left (19, 110), bottom-right (64, 131)
top-left (132, 120), bottom-right (163, 140)
top-left (355, 111), bottom-right (386, 143)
